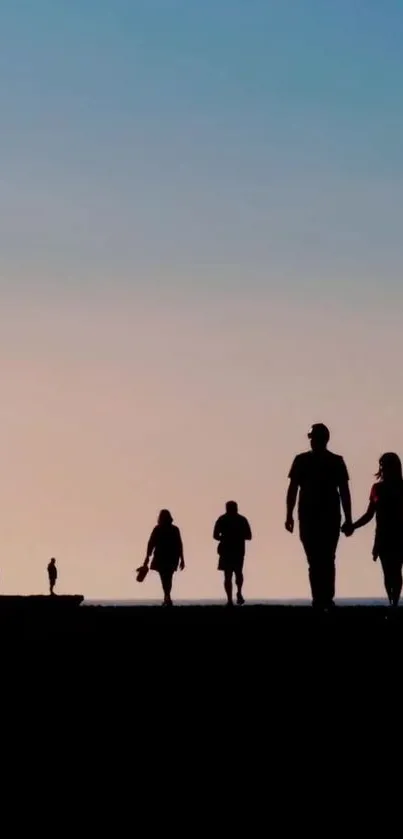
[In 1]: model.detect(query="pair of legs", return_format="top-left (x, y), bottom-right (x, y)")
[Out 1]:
top-left (300, 524), bottom-right (339, 609)
top-left (220, 556), bottom-right (245, 606)
top-left (379, 552), bottom-right (403, 607)
top-left (158, 570), bottom-right (174, 606)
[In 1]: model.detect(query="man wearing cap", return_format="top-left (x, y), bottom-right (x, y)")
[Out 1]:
top-left (285, 424), bottom-right (352, 609)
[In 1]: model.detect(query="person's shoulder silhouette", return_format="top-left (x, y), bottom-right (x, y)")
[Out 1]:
top-left (289, 423), bottom-right (348, 485)
top-left (370, 481), bottom-right (381, 503)
top-left (289, 449), bottom-right (348, 487)
top-left (214, 501), bottom-right (251, 541)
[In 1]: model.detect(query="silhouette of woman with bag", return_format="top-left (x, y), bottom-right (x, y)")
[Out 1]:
top-left (139, 509), bottom-right (185, 606)
top-left (343, 452), bottom-right (403, 608)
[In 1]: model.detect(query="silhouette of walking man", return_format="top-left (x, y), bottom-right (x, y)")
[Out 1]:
top-left (47, 557), bottom-right (57, 596)
top-left (285, 424), bottom-right (352, 610)
top-left (214, 501), bottom-right (252, 606)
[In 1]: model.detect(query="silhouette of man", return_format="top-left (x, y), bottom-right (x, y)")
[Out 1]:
top-left (285, 424), bottom-right (352, 610)
top-left (214, 501), bottom-right (252, 606)
top-left (47, 558), bottom-right (57, 596)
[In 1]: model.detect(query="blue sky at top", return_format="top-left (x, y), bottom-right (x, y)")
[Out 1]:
top-left (0, 0), bottom-right (402, 302)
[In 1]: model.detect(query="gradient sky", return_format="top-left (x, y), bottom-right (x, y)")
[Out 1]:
top-left (1, 1), bottom-right (403, 598)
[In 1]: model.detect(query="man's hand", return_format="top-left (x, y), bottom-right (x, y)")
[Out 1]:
top-left (179, 558), bottom-right (185, 571)
top-left (285, 516), bottom-right (294, 534)
top-left (341, 522), bottom-right (354, 537)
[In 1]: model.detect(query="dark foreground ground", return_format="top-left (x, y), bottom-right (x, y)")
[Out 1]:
top-left (1, 594), bottom-right (401, 633)
top-left (1, 596), bottom-right (401, 669)
top-left (1, 594), bottom-right (402, 625)
top-left (3, 598), bottom-right (397, 761)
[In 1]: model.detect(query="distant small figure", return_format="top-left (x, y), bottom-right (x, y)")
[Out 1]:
top-left (213, 501), bottom-right (252, 606)
top-left (343, 453), bottom-right (403, 608)
top-left (285, 423), bottom-right (352, 610)
top-left (141, 509), bottom-right (185, 606)
top-left (47, 557), bottom-right (57, 596)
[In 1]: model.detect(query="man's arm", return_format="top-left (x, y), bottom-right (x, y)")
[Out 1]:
top-left (177, 528), bottom-right (185, 570)
top-left (339, 481), bottom-right (352, 527)
top-left (285, 456), bottom-right (300, 533)
top-left (338, 459), bottom-right (352, 528)
top-left (244, 519), bottom-right (252, 541)
top-left (213, 518), bottom-right (222, 541)
top-left (285, 480), bottom-right (298, 532)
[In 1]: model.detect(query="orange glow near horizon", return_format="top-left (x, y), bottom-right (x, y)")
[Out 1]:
top-left (0, 290), bottom-right (400, 600)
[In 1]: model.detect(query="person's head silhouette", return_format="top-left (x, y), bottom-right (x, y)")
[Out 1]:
top-left (158, 509), bottom-right (173, 526)
top-left (377, 452), bottom-right (403, 482)
top-left (50, 557), bottom-right (56, 565)
top-left (308, 423), bottom-right (330, 453)
top-left (226, 500), bottom-right (238, 515)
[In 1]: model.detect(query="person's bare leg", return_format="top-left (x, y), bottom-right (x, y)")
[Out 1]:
top-left (224, 570), bottom-right (233, 606)
top-left (395, 569), bottom-right (402, 607)
top-left (381, 557), bottom-right (394, 606)
top-left (235, 570), bottom-right (244, 605)
top-left (301, 535), bottom-right (321, 608)
top-left (160, 572), bottom-right (173, 605)
top-left (390, 565), bottom-right (402, 608)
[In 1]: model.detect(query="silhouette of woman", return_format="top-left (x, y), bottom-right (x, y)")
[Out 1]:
top-left (345, 453), bottom-right (403, 607)
top-left (142, 510), bottom-right (185, 606)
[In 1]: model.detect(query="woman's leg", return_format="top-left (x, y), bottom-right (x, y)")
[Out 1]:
top-left (380, 554), bottom-right (398, 605)
top-left (159, 571), bottom-right (173, 605)
top-left (381, 563), bottom-right (393, 604)
top-left (390, 560), bottom-right (402, 607)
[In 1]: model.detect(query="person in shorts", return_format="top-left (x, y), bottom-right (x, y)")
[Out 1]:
top-left (213, 501), bottom-right (252, 606)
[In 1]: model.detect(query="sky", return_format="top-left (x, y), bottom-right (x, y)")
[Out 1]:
top-left (1, 0), bottom-right (403, 599)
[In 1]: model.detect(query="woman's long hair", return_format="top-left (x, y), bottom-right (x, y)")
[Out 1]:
top-left (376, 452), bottom-right (403, 482)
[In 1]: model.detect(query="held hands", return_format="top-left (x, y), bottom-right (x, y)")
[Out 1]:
top-left (341, 521), bottom-right (354, 537)
top-left (285, 516), bottom-right (294, 534)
